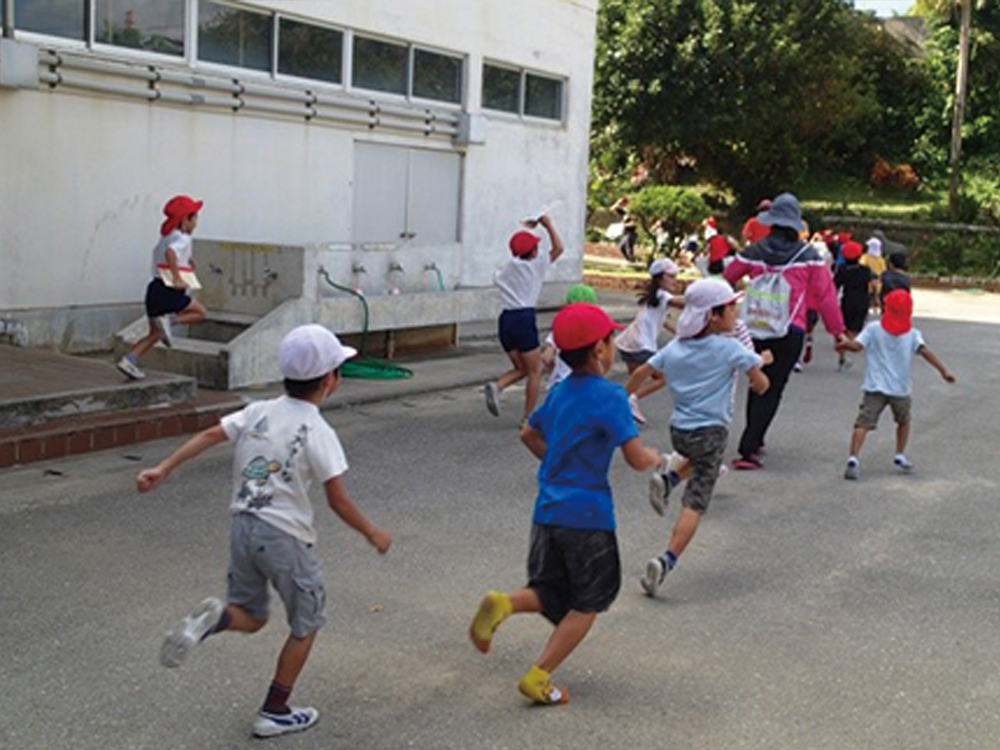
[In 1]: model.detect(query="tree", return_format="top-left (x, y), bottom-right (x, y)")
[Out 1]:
top-left (592, 0), bottom-right (925, 211)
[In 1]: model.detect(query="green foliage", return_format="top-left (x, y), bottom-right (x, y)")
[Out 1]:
top-left (912, 232), bottom-right (1000, 276)
top-left (591, 0), bottom-right (927, 210)
top-left (627, 185), bottom-right (711, 248)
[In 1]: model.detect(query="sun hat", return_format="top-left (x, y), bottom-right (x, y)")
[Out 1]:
top-left (757, 192), bottom-right (805, 233)
top-left (881, 289), bottom-right (913, 336)
top-left (279, 324), bottom-right (357, 380)
top-left (160, 195), bottom-right (203, 236)
top-left (509, 230), bottom-right (541, 257)
top-left (649, 258), bottom-right (679, 277)
top-left (565, 283), bottom-right (598, 304)
top-left (676, 278), bottom-right (743, 339)
top-left (551, 303), bottom-right (624, 351)
top-left (841, 241), bottom-right (864, 261)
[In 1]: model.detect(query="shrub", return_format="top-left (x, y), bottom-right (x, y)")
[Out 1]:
top-left (627, 185), bottom-right (711, 252)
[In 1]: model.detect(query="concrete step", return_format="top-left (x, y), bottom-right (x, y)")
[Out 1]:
top-left (0, 346), bottom-right (198, 430)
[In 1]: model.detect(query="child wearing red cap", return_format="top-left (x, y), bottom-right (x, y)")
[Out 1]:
top-left (834, 240), bottom-right (874, 371)
top-left (484, 214), bottom-right (564, 424)
top-left (837, 290), bottom-right (955, 480)
top-left (470, 303), bottom-right (661, 706)
top-left (117, 195), bottom-right (208, 380)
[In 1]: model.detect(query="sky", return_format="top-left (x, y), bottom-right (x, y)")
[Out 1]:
top-left (852, 0), bottom-right (915, 16)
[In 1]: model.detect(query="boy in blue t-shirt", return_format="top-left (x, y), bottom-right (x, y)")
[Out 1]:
top-left (837, 289), bottom-right (954, 480)
top-left (625, 278), bottom-right (770, 597)
top-left (469, 303), bottom-right (662, 706)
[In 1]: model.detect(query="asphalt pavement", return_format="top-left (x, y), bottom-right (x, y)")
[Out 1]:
top-left (1, 289), bottom-right (999, 749)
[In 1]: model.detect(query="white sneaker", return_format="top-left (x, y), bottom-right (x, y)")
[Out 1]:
top-left (116, 356), bottom-right (145, 380)
top-left (154, 315), bottom-right (174, 348)
top-left (894, 454), bottom-right (915, 473)
top-left (160, 597), bottom-right (224, 668)
top-left (628, 394), bottom-right (647, 425)
top-left (252, 707), bottom-right (319, 738)
top-left (844, 457), bottom-right (860, 480)
top-left (640, 557), bottom-right (667, 597)
top-left (484, 382), bottom-right (501, 417)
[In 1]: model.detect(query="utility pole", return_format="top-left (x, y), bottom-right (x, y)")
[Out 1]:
top-left (948, 0), bottom-right (973, 218)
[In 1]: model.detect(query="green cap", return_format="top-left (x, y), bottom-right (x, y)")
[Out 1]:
top-left (565, 283), bottom-right (598, 305)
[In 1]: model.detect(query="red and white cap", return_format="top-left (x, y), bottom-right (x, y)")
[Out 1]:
top-left (279, 324), bottom-right (357, 380)
top-left (676, 278), bottom-right (742, 339)
top-left (551, 303), bottom-right (624, 351)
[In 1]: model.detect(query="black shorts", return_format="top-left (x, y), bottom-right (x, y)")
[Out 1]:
top-left (527, 524), bottom-right (621, 625)
top-left (618, 349), bottom-right (654, 366)
top-left (145, 279), bottom-right (192, 318)
top-left (842, 304), bottom-right (868, 334)
top-left (498, 308), bottom-right (540, 353)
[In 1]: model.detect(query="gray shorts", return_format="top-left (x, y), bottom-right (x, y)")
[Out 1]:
top-left (855, 391), bottom-right (912, 430)
top-left (618, 349), bottom-right (655, 366)
top-left (227, 513), bottom-right (327, 638)
top-left (670, 425), bottom-right (729, 513)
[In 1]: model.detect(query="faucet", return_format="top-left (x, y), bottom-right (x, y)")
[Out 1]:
top-left (424, 262), bottom-right (438, 271)
top-left (262, 266), bottom-right (278, 282)
top-left (208, 263), bottom-right (223, 275)
top-left (352, 262), bottom-right (367, 274)
top-left (389, 261), bottom-right (404, 273)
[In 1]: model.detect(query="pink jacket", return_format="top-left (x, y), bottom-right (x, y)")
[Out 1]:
top-left (724, 236), bottom-right (845, 337)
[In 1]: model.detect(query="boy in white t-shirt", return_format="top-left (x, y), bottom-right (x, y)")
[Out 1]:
top-left (117, 195), bottom-right (208, 380)
top-left (484, 214), bottom-right (565, 424)
top-left (838, 290), bottom-right (955, 480)
top-left (624, 279), bottom-right (770, 597)
top-left (136, 325), bottom-right (391, 739)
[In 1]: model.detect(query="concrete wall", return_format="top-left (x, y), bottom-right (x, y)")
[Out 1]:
top-left (0, 0), bottom-right (597, 350)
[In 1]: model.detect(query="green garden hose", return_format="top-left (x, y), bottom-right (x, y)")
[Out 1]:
top-left (318, 268), bottom-right (414, 380)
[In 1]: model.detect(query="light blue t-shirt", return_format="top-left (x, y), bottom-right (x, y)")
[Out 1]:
top-left (857, 322), bottom-right (925, 397)
top-left (648, 335), bottom-right (763, 430)
top-left (528, 373), bottom-right (640, 532)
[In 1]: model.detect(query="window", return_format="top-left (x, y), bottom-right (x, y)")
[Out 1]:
top-left (278, 18), bottom-right (343, 84)
top-left (525, 73), bottom-right (563, 120)
top-left (352, 35), bottom-right (408, 96)
top-left (353, 35), bottom-right (463, 104)
top-left (198, 1), bottom-right (271, 72)
top-left (95, 1), bottom-right (185, 56)
top-left (481, 64), bottom-right (519, 114)
top-left (412, 49), bottom-right (462, 104)
top-left (482, 63), bottom-right (565, 122)
top-left (14, 0), bottom-right (84, 41)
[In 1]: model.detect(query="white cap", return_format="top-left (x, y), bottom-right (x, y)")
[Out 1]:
top-left (649, 258), bottom-right (679, 277)
top-left (279, 324), bottom-right (357, 380)
top-left (866, 237), bottom-right (883, 257)
top-left (676, 278), bottom-right (742, 339)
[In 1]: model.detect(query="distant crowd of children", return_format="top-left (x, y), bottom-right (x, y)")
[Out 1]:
top-left (131, 193), bottom-right (955, 739)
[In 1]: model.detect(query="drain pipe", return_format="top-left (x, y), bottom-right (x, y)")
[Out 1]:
top-left (3, 0), bottom-right (14, 39)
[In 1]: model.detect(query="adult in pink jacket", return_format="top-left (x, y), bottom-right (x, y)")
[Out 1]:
top-left (723, 193), bottom-right (846, 469)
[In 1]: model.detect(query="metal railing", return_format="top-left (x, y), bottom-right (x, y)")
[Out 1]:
top-left (33, 47), bottom-right (460, 139)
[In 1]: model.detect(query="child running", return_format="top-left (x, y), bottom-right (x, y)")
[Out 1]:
top-left (540, 283), bottom-right (599, 391)
top-left (623, 279), bottom-right (770, 597)
top-left (137, 324), bottom-right (391, 739)
top-left (613, 258), bottom-right (685, 424)
top-left (484, 214), bottom-right (565, 424)
top-left (834, 240), bottom-right (874, 371)
top-left (838, 289), bottom-right (955, 480)
top-left (117, 195), bottom-right (208, 380)
top-left (470, 303), bottom-right (661, 705)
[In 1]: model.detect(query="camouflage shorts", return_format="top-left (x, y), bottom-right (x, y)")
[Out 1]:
top-left (670, 425), bottom-right (729, 513)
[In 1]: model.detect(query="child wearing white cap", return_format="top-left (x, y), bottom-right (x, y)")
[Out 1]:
top-left (135, 324), bottom-right (391, 739)
top-left (624, 279), bottom-right (770, 597)
top-left (613, 258), bottom-right (685, 424)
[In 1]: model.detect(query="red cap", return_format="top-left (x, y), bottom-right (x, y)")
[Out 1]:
top-left (837, 232), bottom-right (852, 244)
top-left (160, 194), bottom-right (204, 236)
top-left (841, 240), bottom-right (863, 261)
top-left (707, 234), bottom-right (731, 262)
top-left (552, 303), bottom-right (624, 351)
top-left (509, 230), bottom-right (541, 257)
top-left (881, 289), bottom-right (913, 336)
top-left (704, 216), bottom-right (718, 229)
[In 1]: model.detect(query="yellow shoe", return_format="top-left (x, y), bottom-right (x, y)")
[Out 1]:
top-left (469, 590), bottom-right (512, 654)
top-left (517, 665), bottom-right (569, 706)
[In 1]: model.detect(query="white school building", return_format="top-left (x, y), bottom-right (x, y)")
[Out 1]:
top-left (0, 0), bottom-right (597, 383)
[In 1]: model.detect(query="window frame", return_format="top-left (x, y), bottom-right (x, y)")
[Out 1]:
top-left (349, 31), bottom-right (465, 109)
top-left (481, 59), bottom-right (566, 125)
top-left (194, 0), bottom-right (274, 79)
top-left (88, 0), bottom-right (190, 64)
top-left (273, 13), bottom-right (346, 89)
